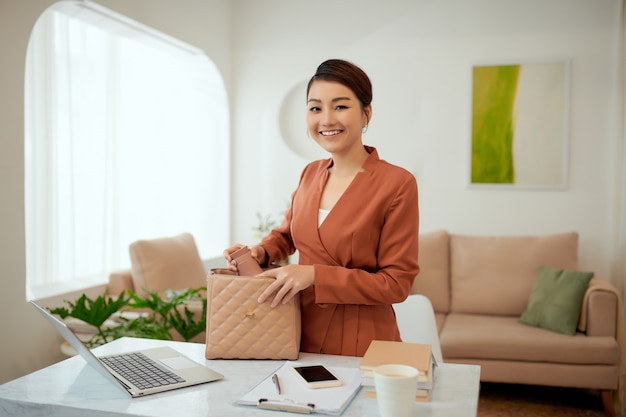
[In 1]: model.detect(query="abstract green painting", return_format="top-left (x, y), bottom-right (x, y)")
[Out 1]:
top-left (471, 61), bottom-right (569, 188)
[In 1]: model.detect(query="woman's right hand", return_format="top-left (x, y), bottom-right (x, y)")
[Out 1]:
top-left (223, 244), bottom-right (267, 272)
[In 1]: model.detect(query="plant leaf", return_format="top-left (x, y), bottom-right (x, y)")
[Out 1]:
top-left (49, 292), bottom-right (127, 328)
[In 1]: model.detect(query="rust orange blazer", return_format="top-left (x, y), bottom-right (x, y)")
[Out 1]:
top-left (260, 146), bottom-right (419, 357)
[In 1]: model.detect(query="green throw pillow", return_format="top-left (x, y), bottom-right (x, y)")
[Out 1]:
top-left (519, 266), bottom-right (594, 335)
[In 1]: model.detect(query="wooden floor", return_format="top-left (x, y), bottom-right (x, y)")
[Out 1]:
top-left (477, 383), bottom-right (612, 417)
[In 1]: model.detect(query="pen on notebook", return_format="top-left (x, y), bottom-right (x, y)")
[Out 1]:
top-left (258, 398), bottom-right (314, 414)
top-left (272, 373), bottom-right (281, 395)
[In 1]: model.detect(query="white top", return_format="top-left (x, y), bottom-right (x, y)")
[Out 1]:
top-left (319, 208), bottom-right (330, 226)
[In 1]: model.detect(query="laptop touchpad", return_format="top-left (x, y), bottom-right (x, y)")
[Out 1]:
top-left (159, 356), bottom-right (199, 370)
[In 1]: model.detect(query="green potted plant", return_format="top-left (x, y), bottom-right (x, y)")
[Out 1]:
top-left (49, 287), bottom-right (207, 348)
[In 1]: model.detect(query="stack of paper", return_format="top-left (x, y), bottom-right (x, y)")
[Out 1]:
top-left (236, 361), bottom-right (363, 415)
top-left (359, 340), bottom-right (437, 402)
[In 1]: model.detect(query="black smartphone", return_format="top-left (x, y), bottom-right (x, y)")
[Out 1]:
top-left (291, 364), bottom-right (343, 389)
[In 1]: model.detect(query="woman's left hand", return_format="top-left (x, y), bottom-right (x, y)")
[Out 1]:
top-left (257, 264), bottom-right (314, 308)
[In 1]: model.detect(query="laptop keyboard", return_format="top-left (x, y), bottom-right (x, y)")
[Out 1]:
top-left (100, 352), bottom-right (186, 390)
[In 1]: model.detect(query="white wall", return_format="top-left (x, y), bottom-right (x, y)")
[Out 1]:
top-left (0, 0), bottom-right (622, 384)
top-left (229, 0), bottom-right (622, 282)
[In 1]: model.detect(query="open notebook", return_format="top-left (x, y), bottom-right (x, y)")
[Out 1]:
top-left (237, 361), bottom-right (362, 415)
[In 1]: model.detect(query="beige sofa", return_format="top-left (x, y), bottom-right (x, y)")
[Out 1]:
top-left (412, 230), bottom-right (624, 417)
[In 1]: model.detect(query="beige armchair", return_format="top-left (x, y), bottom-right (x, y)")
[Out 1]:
top-left (109, 232), bottom-right (207, 296)
top-left (107, 232), bottom-right (208, 342)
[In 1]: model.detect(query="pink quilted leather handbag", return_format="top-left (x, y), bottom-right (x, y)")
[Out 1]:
top-left (205, 269), bottom-right (301, 360)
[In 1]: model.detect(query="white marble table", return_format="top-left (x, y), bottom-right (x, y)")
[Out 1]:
top-left (0, 337), bottom-right (480, 417)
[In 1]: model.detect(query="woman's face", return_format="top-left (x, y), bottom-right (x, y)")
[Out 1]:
top-left (306, 80), bottom-right (370, 156)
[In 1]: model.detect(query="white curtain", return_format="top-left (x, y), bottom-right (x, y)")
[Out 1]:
top-left (25, 7), bottom-right (229, 298)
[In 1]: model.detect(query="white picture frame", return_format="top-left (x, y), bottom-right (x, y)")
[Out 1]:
top-left (469, 59), bottom-right (571, 190)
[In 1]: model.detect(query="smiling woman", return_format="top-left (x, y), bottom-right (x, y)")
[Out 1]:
top-left (24, 1), bottom-right (230, 299)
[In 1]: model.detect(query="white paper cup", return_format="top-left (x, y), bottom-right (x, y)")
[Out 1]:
top-left (373, 364), bottom-right (418, 417)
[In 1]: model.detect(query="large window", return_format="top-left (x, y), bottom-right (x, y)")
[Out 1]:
top-left (25, 2), bottom-right (229, 299)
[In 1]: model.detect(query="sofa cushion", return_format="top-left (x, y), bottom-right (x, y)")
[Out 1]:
top-left (129, 233), bottom-right (206, 295)
top-left (450, 232), bottom-right (579, 316)
top-left (519, 267), bottom-right (594, 335)
top-left (411, 230), bottom-right (450, 314)
top-left (441, 313), bottom-right (618, 365)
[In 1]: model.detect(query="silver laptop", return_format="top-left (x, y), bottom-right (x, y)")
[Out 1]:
top-left (31, 301), bottom-right (223, 397)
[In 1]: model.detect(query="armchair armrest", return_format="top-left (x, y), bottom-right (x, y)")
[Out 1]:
top-left (108, 269), bottom-right (134, 296)
top-left (578, 277), bottom-right (620, 337)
